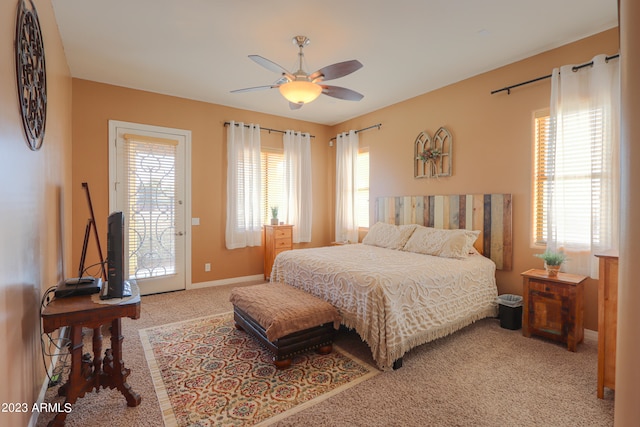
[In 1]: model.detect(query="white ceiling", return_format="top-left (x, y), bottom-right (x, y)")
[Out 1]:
top-left (51, 0), bottom-right (617, 126)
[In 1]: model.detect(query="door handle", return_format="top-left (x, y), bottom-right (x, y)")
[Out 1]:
top-left (175, 231), bottom-right (184, 236)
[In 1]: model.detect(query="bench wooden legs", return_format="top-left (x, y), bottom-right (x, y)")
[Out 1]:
top-left (274, 358), bottom-right (291, 369)
top-left (316, 344), bottom-right (332, 355)
top-left (272, 344), bottom-right (333, 370)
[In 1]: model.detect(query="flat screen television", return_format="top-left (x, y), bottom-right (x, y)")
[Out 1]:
top-left (102, 211), bottom-right (131, 299)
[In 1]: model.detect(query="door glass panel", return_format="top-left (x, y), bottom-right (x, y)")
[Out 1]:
top-left (124, 138), bottom-right (177, 279)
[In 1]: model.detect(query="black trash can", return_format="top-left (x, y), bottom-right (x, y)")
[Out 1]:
top-left (497, 294), bottom-right (523, 330)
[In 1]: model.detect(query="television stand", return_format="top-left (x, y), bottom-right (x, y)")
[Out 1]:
top-left (41, 284), bottom-right (141, 426)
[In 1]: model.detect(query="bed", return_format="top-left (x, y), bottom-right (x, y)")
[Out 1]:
top-left (271, 193), bottom-right (512, 370)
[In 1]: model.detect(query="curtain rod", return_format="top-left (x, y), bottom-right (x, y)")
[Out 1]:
top-left (490, 54), bottom-right (620, 95)
top-left (223, 121), bottom-right (315, 138)
top-left (329, 123), bottom-right (383, 142)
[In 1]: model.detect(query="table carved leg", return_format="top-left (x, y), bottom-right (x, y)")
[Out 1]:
top-left (49, 326), bottom-right (95, 426)
top-left (48, 320), bottom-right (140, 426)
top-left (100, 318), bottom-right (141, 407)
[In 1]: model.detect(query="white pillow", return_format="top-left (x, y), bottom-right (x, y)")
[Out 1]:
top-left (403, 226), bottom-right (480, 259)
top-left (362, 222), bottom-right (417, 250)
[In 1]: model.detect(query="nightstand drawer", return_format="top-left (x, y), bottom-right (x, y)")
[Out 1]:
top-left (274, 238), bottom-right (292, 249)
top-left (274, 228), bottom-right (292, 239)
top-left (529, 279), bottom-right (558, 293)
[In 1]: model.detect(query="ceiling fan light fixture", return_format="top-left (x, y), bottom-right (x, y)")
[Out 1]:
top-left (279, 81), bottom-right (322, 104)
top-left (233, 35), bottom-right (363, 108)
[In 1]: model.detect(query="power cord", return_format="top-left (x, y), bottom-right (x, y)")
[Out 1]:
top-left (81, 260), bottom-right (106, 279)
top-left (40, 286), bottom-right (70, 388)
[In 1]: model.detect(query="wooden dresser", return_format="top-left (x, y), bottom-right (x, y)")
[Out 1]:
top-left (264, 225), bottom-right (293, 280)
top-left (521, 268), bottom-right (587, 351)
top-left (595, 252), bottom-right (618, 399)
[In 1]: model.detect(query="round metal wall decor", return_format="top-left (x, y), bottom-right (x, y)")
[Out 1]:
top-left (15, 0), bottom-right (47, 151)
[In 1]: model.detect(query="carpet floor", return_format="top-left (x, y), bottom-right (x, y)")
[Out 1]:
top-left (37, 280), bottom-right (615, 426)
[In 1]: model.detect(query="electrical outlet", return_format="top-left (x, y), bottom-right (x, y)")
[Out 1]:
top-left (204, 263), bottom-right (211, 272)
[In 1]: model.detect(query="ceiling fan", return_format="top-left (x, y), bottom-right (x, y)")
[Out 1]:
top-left (231, 35), bottom-right (364, 110)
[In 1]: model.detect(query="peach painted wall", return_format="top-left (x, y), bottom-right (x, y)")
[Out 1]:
top-left (333, 28), bottom-right (619, 332)
top-left (71, 80), bottom-right (333, 285)
top-left (72, 29), bottom-right (617, 332)
top-left (0, 1), bottom-right (72, 426)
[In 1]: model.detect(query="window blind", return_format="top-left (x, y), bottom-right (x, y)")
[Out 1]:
top-left (356, 149), bottom-right (370, 228)
top-left (533, 109), bottom-right (605, 247)
top-left (261, 148), bottom-right (286, 225)
top-left (533, 111), bottom-right (550, 244)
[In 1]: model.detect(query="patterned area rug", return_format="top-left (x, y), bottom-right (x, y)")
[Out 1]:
top-left (139, 312), bottom-right (378, 426)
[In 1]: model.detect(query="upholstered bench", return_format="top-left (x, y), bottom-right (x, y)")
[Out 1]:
top-left (229, 282), bottom-right (341, 369)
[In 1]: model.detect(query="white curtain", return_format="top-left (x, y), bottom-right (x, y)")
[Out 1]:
top-left (547, 54), bottom-right (620, 278)
top-left (335, 130), bottom-right (359, 243)
top-left (283, 130), bottom-right (312, 243)
top-left (225, 121), bottom-right (262, 249)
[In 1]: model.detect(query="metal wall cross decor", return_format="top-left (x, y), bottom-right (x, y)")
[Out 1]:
top-left (15, 0), bottom-right (47, 151)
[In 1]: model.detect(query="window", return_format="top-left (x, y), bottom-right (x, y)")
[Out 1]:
top-left (261, 148), bottom-right (285, 224)
top-left (533, 111), bottom-right (551, 244)
top-left (533, 108), bottom-right (606, 247)
top-left (261, 146), bottom-right (368, 229)
top-left (356, 149), bottom-right (370, 228)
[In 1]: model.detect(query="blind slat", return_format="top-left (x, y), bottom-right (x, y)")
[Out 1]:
top-left (123, 133), bottom-right (179, 146)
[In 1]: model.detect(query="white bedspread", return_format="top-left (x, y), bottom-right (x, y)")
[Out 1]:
top-left (271, 244), bottom-right (498, 370)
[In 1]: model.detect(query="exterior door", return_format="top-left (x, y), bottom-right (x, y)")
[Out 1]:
top-left (109, 121), bottom-right (191, 295)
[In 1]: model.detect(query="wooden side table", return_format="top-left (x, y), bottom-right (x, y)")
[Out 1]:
top-left (521, 268), bottom-right (587, 351)
top-left (41, 286), bottom-right (141, 426)
top-left (264, 225), bottom-right (293, 280)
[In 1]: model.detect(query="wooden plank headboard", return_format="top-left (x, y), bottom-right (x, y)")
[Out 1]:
top-left (375, 194), bottom-right (512, 271)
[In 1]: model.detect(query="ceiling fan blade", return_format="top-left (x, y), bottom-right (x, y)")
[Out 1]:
top-left (230, 84), bottom-right (278, 93)
top-left (289, 102), bottom-right (303, 110)
top-left (310, 60), bottom-right (363, 82)
top-left (249, 55), bottom-right (294, 80)
top-left (274, 76), bottom-right (290, 85)
top-left (321, 85), bottom-right (364, 101)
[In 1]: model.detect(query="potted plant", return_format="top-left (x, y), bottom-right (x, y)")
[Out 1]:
top-left (270, 206), bottom-right (279, 225)
top-left (535, 250), bottom-right (567, 276)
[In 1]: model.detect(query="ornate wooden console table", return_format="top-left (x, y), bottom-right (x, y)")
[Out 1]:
top-left (41, 287), bottom-right (141, 426)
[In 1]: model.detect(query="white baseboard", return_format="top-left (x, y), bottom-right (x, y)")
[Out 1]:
top-left (584, 328), bottom-right (598, 344)
top-left (30, 326), bottom-right (67, 427)
top-left (187, 274), bottom-right (265, 290)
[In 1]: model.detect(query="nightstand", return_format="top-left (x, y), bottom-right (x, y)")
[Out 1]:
top-left (521, 268), bottom-right (588, 351)
top-left (264, 225), bottom-right (293, 280)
